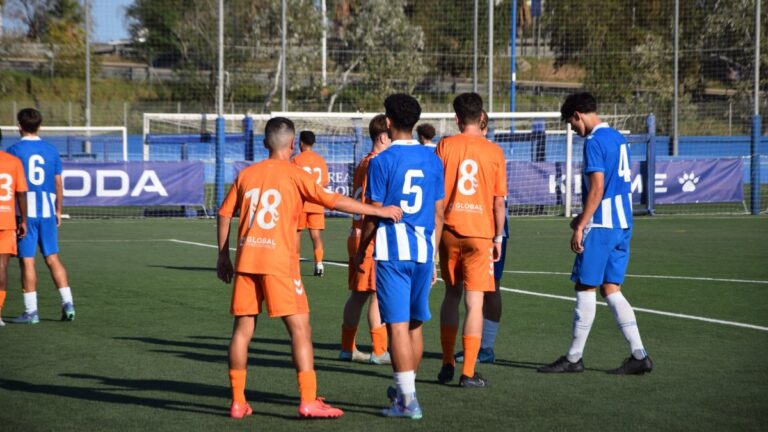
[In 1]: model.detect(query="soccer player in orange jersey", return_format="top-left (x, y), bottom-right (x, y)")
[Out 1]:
top-left (217, 117), bottom-right (402, 419)
top-left (0, 150), bottom-right (28, 327)
top-left (436, 93), bottom-right (507, 388)
top-left (339, 114), bottom-right (392, 364)
top-left (292, 131), bottom-right (329, 276)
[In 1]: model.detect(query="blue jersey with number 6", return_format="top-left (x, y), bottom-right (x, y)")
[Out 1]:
top-left (366, 140), bottom-right (444, 263)
top-left (582, 123), bottom-right (633, 229)
top-left (7, 137), bottom-right (62, 220)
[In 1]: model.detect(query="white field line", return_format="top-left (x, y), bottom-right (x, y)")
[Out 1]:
top-left (168, 239), bottom-right (768, 332)
top-left (503, 270), bottom-right (768, 285)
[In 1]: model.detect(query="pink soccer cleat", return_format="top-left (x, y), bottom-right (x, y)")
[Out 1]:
top-left (230, 401), bottom-right (253, 419)
top-left (298, 397), bottom-right (344, 418)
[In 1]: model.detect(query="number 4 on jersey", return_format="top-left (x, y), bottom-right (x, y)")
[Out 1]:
top-left (618, 144), bottom-right (631, 182)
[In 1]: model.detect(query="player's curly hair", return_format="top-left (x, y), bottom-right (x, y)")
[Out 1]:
top-left (416, 123), bottom-right (436, 141)
top-left (453, 93), bottom-right (483, 125)
top-left (560, 92), bottom-right (597, 121)
top-left (17, 108), bottom-right (43, 133)
top-left (384, 94), bottom-right (421, 132)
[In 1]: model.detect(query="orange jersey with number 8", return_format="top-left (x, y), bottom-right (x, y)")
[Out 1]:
top-left (436, 133), bottom-right (507, 239)
top-left (0, 151), bottom-right (28, 230)
top-left (292, 149), bottom-right (330, 214)
top-left (219, 159), bottom-right (340, 276)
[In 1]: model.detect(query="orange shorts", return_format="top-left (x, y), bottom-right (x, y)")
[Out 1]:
top-left (347, 232), bottom-right (375, 292)
top-left (298, 212), bottom-right (325, 231)
top-left (231, 271), bottom-right (309, 318)
top-left (0, 229), bottom-right (17, 255)
top-left (439, 229), bottom-right (494, 292)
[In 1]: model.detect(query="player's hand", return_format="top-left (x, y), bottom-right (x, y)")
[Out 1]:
top-left (570, 214), bottom-right (582, 231)
top-left (217, 253), bottom-right (234, 283)
top-left (493, 242), bottom-right (502, 262)
top-left (351, 252), bottom-right (365, 274)
top-left (571, 228), bottom-right (585, 254)
top-left (431, 266), bottom-right (438, 286)
top-left (378, 205), bottom-right (403, 223)
top-left (16, 222), bottom-right (27, 239)
top-left (56, 212), bottom-right (62, 228)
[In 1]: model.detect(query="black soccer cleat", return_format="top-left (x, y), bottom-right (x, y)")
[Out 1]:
top-left (607, 355), bottom-right (653, 375)
top-left (537, 356), bottom-right (585, 373)
top-left (459, 373), bottom-right (488, 388)
top-left (437, 363), bottom-right (455, 384)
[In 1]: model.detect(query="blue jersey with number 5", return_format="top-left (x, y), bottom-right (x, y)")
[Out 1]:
top-left (367, 140), bottom-right (445, 263)
top-left (7, 137), bottom-right (62, 219)
top-left (582, 123), bottom-right (633, 229)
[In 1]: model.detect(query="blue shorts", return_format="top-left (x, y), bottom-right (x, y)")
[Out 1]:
top-left (493, 235), bottom-right (508, 281)
top-left (571, 227), bottom-right (632, 287)
top-left (375, 260), bottom-right (432, 324)
top-left (18, 218), bottom-right (59, 258)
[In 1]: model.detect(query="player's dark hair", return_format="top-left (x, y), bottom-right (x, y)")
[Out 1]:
top-left (299, 130), bottom-right (315, 146)
top-left (479, 110), bottom-right (488, 131)
top-left (17, 108), bottom-right (43, 133)
top-left (416, 123), bottom-right (436, 141)
top-left (369, 114), bottom-right (388, 141)
top-left (453, 92), bottom-right (483, 125)
top-left (384, 93), bottom-right (421, 132)
top-left (561, 92), bottom-right (597, 121)
top-left (264, 117), bottom-right (295, 149)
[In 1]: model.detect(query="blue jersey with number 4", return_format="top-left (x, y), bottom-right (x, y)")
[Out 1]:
top-left (367, 140), bottom-right (445, 263)
top-left (7, 137), bottom-right (62, 219)
top-left (582, 123), bottom-right (633, 229)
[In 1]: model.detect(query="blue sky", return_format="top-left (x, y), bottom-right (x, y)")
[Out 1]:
top-left (91, 0), bottom-right (132, 42)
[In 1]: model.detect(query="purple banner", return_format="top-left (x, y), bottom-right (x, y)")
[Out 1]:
top-left (62, 162), bottom-right (204, 206)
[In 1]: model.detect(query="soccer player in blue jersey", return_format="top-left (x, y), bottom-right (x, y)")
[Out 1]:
top-left (538, 92), bottom-right (652, 375)
top-left (356, 94), bottom-right (445, 419)
top-left (8, 108), bottom-right (75, 324)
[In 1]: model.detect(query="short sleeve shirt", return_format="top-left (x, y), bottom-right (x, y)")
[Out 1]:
top-left (0, 151), bottom-right (28, 229)
top-left (292, 149), bottom-right (330, 214)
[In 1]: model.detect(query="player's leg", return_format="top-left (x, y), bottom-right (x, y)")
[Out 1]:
top-left (39, 219), bottom-right (74, 320)
top-left (0, 252), bottom-right (9, 326)
top-left (603, 228), bottom-right (652, 375)
top-left (438, 230), bottom-right (461, 383)
top-left (309, 213), bottom-right (325, 276)
top-left (228, 273), bottom-right (262, 419)
top-left (367, 293), bottom-right (390, 364)
top-left (340, 291), bottom-right (372, 361)
top-left (14, 220), bottom-right (39, 323)
top-left (479, 233), bottom-right (507, 362)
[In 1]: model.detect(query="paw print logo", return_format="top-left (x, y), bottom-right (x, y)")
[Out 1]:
top-left (678, 171), bottom-right (700, 192)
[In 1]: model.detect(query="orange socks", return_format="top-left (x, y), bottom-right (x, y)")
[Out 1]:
top-left (462, 335), bottom-right (482, 378)
top-left (297, 370), bottom-right (317, 403)
top-left (441, 325), bottom-right (459, 365)
top-left (370, 325), bottom-right (388, 356)
top-left (341, 325), bottom-right (357, 353)
top-left (229, 369), bottom-right (247, 404)
top-left (313, 247), bottom-right (323, 264)
top-left (0, 290), bottom-right (6, 312)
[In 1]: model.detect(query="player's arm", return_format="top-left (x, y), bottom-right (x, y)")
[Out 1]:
top-left (55, 175), bottom-right (63, 227)
top-left (572, 171), bottom-right (604, 254)
top-left (492, 195), bottom-right (506, 261)
top-left (433, 199), bottom-right (445, 284)
top-left (15, 191), bottom-right (27, 238)
top-left (353, 201), bottom-right (381, 272)
top-left (216, 185), bottom-right (239, 284)
top-left (332, 195), bottom-right (402, 222)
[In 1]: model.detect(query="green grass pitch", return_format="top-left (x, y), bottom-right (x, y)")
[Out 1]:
top-left (0, 216), bottom-right (766, 431)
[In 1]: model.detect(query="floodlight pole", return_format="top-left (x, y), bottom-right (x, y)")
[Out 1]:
top-left (488, 0), bottom-right (494, 112)
top-left (473, 0), bottom-right (478, 93)
top-left (84, 0), bottom-right (91, 153)
top-left (510, 0), bottom-right (517, 131)
top-left (321, 0), bottom-right (327, 87)
top-left (215, 0), bottom-right (225, 209)
top-left (750, 0), bottom-right (761, 215)
top-left (672, 0), bottom-right (679, 156)
top-left (281, 0), bottom-right (287, 111)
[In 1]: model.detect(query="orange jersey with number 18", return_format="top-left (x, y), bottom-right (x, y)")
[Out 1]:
top-left (292, 149), bottom-right (330, 214)
top-left (436, 133), bottom-right (507, 239)
top-left (0, 151), bottom-right (28, 230)
top-left (219, 159), bottom-right (340, 277)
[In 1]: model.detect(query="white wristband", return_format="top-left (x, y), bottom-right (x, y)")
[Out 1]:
top-left (493, 235), bottom-right (503, 244)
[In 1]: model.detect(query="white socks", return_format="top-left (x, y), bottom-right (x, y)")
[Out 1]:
top-left (605, 292), bottom-right (647, 360)
top-left (23, 292), bottom-right (38, 313)
top-left (58, 287), bottom-right (74, 305)
top-left (566, 291), bottom-right (596, 363)
top-left (393, 371), bottom-right (416, 405)
top-left (480, 319), bottom-right (500, 349)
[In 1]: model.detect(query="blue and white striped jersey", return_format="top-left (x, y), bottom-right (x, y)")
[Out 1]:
top-left (582, 123), bottom-right (633, 229)
top-left (7, 137), bottom-right (62, 219)
top-left (366, 140), bottom-right (445, 263)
